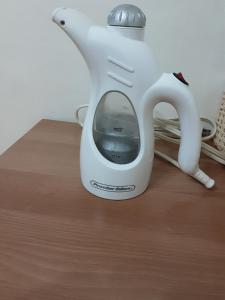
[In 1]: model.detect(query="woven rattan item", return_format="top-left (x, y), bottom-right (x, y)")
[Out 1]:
top-left (214, 93), bottom-right (225, 152)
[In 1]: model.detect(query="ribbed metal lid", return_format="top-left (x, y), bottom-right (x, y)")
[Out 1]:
top-left (108, 4), bottom-right (146, 28)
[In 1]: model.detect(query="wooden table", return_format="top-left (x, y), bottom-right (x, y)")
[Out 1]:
top-left (0, 119), bottom-right (225, 300)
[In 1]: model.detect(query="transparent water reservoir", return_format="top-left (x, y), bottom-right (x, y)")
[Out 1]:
top-left (93, 91), bottom-right (140, 164)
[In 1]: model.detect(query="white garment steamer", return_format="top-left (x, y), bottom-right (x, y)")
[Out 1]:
top-left (52, 4), bottom-right (214, 200)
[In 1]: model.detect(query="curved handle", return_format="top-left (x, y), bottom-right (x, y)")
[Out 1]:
top-left (143, 73), bottom-right (201, 175)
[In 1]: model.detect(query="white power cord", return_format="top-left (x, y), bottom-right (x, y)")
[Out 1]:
top-left (149, 116), bottom-right (219, 189)
top-left (75, 104), bottom-right (88, 127)
top-left (75, 105), bottom-right (224, 189)
top-left (153, 117), bottom-right (225, 164)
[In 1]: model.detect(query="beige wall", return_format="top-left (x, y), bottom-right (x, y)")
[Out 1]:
top-left (0, 0), bottom-right (224, 153)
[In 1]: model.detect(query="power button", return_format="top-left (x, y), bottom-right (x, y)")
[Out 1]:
top-left (173, 72), bottom-right (189, 86)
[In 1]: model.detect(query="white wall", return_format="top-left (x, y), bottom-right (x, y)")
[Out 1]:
top-left (0, 0), bottom-right (224, 153)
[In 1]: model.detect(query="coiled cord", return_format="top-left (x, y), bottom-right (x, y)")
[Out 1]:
top-left (154, 117), bottom-right (225, 165)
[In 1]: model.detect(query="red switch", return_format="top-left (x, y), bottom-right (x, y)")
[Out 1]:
top-left (173, 72), bottom-right (189, 86)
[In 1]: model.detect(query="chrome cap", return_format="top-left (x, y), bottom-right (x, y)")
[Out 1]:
top-left (108, 4), bottom-right (146, 28)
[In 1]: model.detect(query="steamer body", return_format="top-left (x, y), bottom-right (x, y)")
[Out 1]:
top-left (52, 5), bottom-right (201, 200)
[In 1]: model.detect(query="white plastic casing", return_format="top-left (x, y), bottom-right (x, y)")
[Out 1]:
top-left (52, 8), bottom-right (201, 200)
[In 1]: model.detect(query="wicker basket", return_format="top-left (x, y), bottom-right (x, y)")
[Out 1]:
top-left (214, 93), bottom-right (225, 151)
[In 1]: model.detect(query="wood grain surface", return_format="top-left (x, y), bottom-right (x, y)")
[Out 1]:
top-left (0, 119), bottom-right (225, 300)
